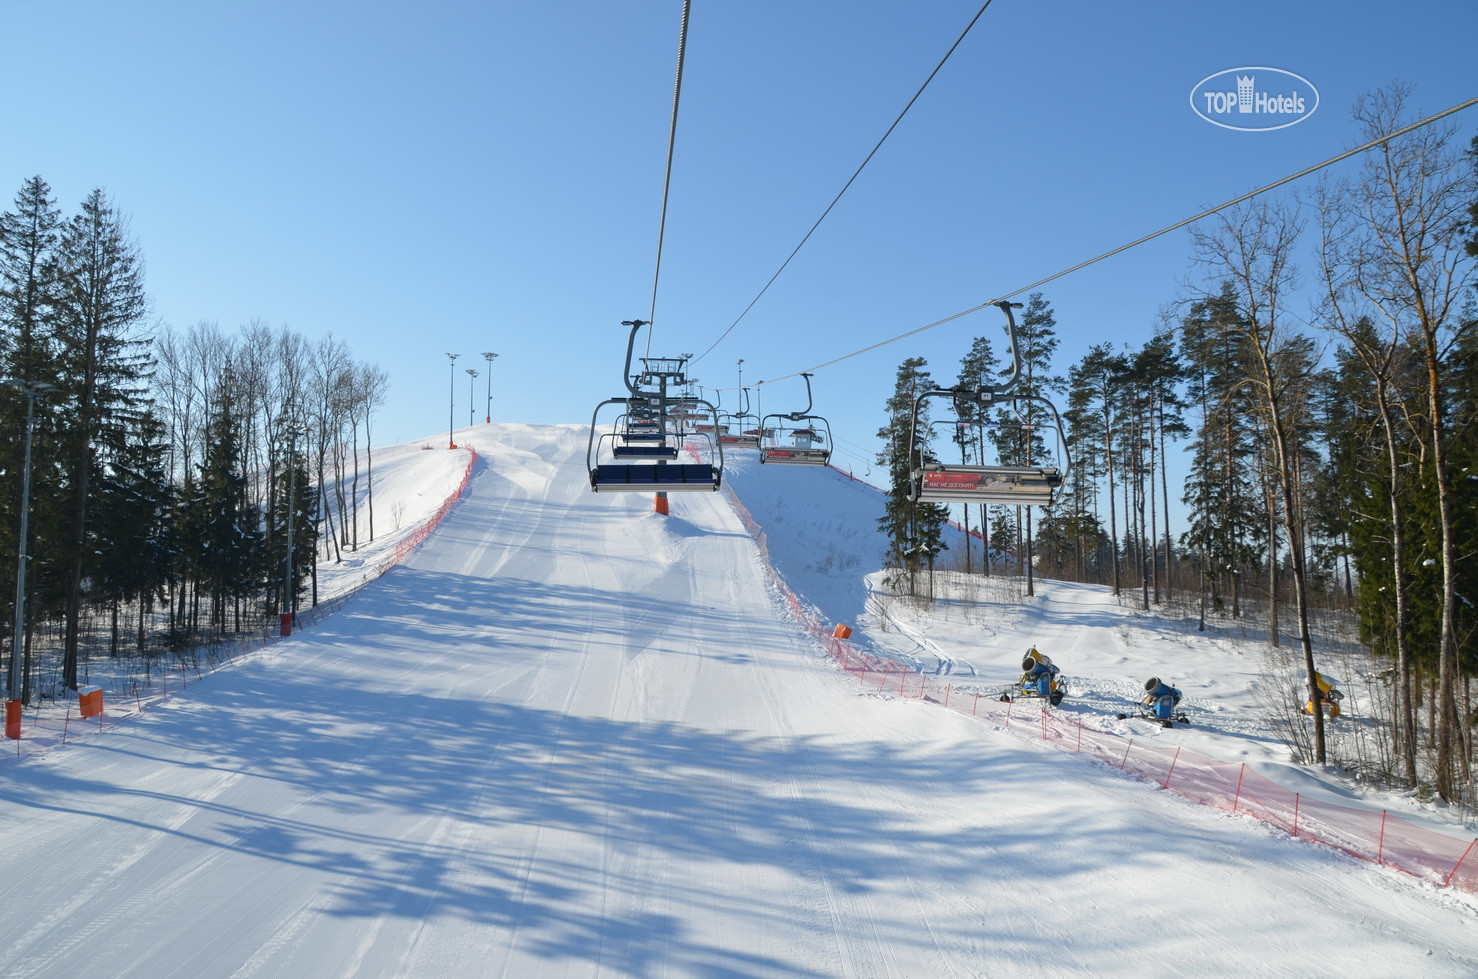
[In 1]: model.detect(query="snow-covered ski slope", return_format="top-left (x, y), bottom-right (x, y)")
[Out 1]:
top-left (1, 424), bottom-right (1474, 977)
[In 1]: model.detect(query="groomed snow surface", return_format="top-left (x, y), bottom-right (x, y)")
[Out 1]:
top-left (2, 424), bottom-right (1475, 977)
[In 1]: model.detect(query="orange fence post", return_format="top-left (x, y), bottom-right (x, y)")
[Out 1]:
top-left (4, 700), bottom-right (20, 741)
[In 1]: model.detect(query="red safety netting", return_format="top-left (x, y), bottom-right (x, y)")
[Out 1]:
top-left (722, 483), bottom-right (1478, 895)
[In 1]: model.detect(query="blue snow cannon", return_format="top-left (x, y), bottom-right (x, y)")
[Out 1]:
top-left (1141, 677), bottom-right (1185, 726)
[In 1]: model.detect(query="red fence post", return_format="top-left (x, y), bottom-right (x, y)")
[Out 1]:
top-left (1233, 764), bottom-right (1245, 813)
top-left (944, 683), bottom-right (951, 708)
top-left (1293, 794), bottom-right (1301, 838)
top-left (973, 692), bottom-right (979, 716)
top-left (1377, 811), bottom-right (1387, 865)
top-left (1120, 739), bottom-right (1133, 770)
top-left (1163, 747), bottom-right (1182, 789)
top-left (1076, 717), bottom-right (1083, 753)
top-left (1442, 838), bottom-right (1477, 888)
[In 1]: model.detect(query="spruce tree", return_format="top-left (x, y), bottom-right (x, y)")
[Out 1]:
top-left (1, 178), bottom-right (67, 674)
top-left (52, 189), bottom-right (151, 689)
top-left (195, 368), bottom-right (264, 633)
top-left (91, 406), bottom-right (173, 655)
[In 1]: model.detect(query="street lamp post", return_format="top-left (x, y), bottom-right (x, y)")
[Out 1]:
top-left (481, 352), bottom-right (497, 423)
top-left (466, 369), bottom-right (478, 427)
top-left (445, 352), bottom-right (460, 449)
top-left (4, 378), bottom-right (58, 738)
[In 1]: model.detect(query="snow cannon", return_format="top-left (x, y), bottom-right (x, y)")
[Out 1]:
top-left (1022, 648), bottom-right (1056, 676)
top-left (1116, 677), bottom-right (1189, 726)
top-left (1303, 672), bottom-right (1343, 717)
top-left (1142, 678), bottom-right (1184, 724)
top-left (1002, 647), bottom-right (1065, 706)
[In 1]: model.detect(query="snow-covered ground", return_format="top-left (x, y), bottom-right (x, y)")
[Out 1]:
top-left (1, 423), bottom-right (1474, 976)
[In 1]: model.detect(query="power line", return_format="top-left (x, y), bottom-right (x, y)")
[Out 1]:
top-left (689, 0), bottom-right (997, 369)
top-left (750, 93), bottom-right (1478, 387)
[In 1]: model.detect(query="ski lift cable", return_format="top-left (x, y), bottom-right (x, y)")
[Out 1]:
top-left (688, 0), bottom-right (998, 370)
top-left (741, 93), bottom-right (1478, 388)
top-left (645, 0), bottom-right (693, 360)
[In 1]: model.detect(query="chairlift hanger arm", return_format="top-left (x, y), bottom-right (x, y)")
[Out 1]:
top-left (620, 320), bottom-right (650, 397)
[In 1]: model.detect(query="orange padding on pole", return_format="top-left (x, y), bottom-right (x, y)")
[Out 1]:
top-left (832, 624), bottom-right (852, 639)
top-left (654, 495), bottom-right (669, 516)
top-left (78, 687), bottom-right (104, 718)
top-left (4, 700), bottom-right (20, 740)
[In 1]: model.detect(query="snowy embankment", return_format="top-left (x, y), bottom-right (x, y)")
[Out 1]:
top-left (0, 423), bottom-right (1474, 977)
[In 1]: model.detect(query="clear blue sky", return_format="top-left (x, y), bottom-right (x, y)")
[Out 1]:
top-left (5, 0), bottom-right (1475, 481)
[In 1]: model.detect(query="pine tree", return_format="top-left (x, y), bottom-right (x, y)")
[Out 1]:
top-left (1066, 343), bottom-right (1128, 590)
top-left (876, 357), bottom-right (948, 597)
top-left (1179, 284), bottom-right (1263, 619)
top-left (992, 293), bottom-right (1062, 596)
top-left (954, 336), bottom-right (1000, 573)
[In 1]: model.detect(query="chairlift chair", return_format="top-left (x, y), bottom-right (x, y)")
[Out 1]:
top-left (758, 373), bottom-right (833, 466)
top-left (586, 319), bottom-right (724, 492)
top-left (904, 301), bottom-right (1071, 506)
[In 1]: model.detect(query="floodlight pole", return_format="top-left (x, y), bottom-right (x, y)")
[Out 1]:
top-left (445, 352), bottom-right (460, 449)
top-left (5, 378), bottom-right (57, 734)
top-left (466, 368), bottom-right (478, 427)
top-left (481, 352), bottom-right (497, 423)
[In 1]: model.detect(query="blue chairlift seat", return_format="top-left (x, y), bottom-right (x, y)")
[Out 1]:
top-left (591, 462), bottom-right (720, 492)
top-left (612, 443), bottom-right (679, 458)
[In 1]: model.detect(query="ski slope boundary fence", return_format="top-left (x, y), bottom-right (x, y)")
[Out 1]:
top-left (2, 447), bottom-right (478, 763)
top-left (722, 485), bottom-right (1478, 897)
